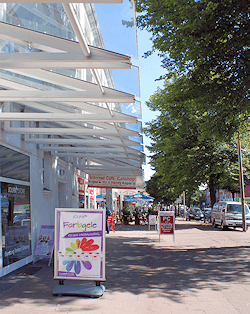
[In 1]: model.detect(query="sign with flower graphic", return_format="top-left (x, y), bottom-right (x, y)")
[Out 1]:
top-left (54, 208), bottom-right (105, 281)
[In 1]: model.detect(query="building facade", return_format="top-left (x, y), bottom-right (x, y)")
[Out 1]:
top-left (0, 2), bottom-right (143, 277)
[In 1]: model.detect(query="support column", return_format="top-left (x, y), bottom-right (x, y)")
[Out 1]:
top-left (106, 188), bottom-right (112, 212)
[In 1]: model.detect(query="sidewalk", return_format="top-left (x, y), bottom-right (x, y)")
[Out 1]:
top-left (1, 218), bottom-right (250, 314)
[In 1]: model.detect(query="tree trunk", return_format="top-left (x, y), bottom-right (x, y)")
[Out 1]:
top-left (209, 175), bottom-right (216, 207)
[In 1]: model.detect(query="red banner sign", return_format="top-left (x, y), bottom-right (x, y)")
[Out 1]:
top-left (160, 215), bottom-right (174, 234)
top-left (88, 175), bottom-right (136, 189)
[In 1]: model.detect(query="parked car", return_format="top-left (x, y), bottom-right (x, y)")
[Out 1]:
top-left (203, 208), bottom-right (212, 223)
top-left (186, 207), bottom-right (204, 221)
top-left (13, 212), bottom-right (30, 225)
top-left (211, 201), bottom-right (250, 230)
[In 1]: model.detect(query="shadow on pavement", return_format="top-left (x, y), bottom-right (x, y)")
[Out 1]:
top-left (0, 222), bottom-right (249, 308)
top-left (105, 234), bottom-right (250, 303)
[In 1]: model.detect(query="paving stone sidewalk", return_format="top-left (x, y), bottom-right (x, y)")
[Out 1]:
top-left (1, 218), bottom-right (250, 314)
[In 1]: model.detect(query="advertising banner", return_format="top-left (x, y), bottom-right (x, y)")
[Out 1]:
top-left (4, 226), bottom-right (31, 266)
top-left (148, 214), bottom-right (157, 230)
top-left (88, 175), bottom-right (136, 189)
top-left (107, 215), bottom-right (115, 232)
top-left (34, 225), bottom-right (54, 258)
top-left (54, 208), bottom-right (105, 281)
top-left (159, 211), bottom-right (175, 243)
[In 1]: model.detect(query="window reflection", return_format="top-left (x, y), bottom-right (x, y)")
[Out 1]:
top-left (1, 182), bottom-right (31, 267)
top-left (0, 145), bottom-right (30, 182)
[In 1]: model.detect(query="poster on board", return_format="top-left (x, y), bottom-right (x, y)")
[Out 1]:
top-left (159, 211), bottom-right (175, 243)
top-left (34, 225), bottom-right (54, 258)
top-left (54, 208), bottom-right (105, 281)
top-left (148, 215), bottom-right (157, 230)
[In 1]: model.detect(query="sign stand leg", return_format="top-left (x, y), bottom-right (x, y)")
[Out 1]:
top-left (48, 247), bottom-right (54, 266)
top-left (52, 281), bottom-right (105, 297)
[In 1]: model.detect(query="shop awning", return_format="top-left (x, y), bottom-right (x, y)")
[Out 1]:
top-left (0, 2), bottom-right (144, 187)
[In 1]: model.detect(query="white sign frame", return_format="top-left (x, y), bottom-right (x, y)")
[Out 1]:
top-left (54, 208), bottom-right (106, 282)
top-left (148, 214), bottom-right (157, 230)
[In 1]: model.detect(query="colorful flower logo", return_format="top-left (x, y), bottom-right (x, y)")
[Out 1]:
top-left (62, 238), bottom-right (99, 275)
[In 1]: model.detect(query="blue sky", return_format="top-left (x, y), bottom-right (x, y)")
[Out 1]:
top-left (95, 2), bottom-right (164, 181)
top-left (134, 29), bottom-right (164, 181)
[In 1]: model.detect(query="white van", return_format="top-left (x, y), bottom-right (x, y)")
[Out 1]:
top-left (211, 201), bottom-right (250, 230)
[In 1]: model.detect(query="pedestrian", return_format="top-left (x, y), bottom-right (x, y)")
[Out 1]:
top-left (100, 201), bottom-right (111, 233)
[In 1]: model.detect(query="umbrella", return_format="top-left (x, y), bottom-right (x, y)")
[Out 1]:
top-left (124, 193), bottom-right (154, 202)
top-left (96, 194), bottom-right (105, 203)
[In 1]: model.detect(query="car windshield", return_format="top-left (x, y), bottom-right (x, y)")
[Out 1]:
top-left (192, 208), bottom-right (200, 212)
top-left (227, 204), bottom-right (249, 214)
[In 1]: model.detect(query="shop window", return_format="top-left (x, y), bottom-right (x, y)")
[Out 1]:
top-left (0, 145), bottom-right (30, 182)
top-left (1, 182), bottom-right (31, 267)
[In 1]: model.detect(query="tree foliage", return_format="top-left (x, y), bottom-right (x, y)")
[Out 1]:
top-left (144, 79), bottom-right (250, 206)
top-left (136, 0), bottom-right (250, 204)
top-left (136, 0), bottom-right (250, 138)
top-left (146, 175), bottom-right (178, 205)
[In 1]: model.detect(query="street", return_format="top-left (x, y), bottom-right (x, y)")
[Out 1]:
top-left (1, 218), bottom-right (250, 314)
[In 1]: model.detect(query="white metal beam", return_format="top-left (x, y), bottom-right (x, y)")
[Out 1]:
top-left (0, 112), bottom-right (136, 123)
top-left (39, 146), bottom-right (142, 154)
top-left (0, 52), bottom-right (131, 70)
top-left (51, 152), bottom-right (141, 160)
top-left (5, 127), bottom-right (138, 137)
top-left (0, 21), bottom-right (126, 55)
top-left (24, 137), bottom-right (140, 147)
top-left (0, 90), bottom-right (135, 103)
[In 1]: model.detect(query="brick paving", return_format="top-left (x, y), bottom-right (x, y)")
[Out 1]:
top-left (1, 218), bottom-right (250, 314)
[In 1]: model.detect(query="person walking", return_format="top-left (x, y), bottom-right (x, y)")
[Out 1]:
top-left (100, 201), bottom-right (111, 234)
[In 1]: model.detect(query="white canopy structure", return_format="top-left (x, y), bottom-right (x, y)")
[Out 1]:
top-left (0, 1), bottom-right (144, 187)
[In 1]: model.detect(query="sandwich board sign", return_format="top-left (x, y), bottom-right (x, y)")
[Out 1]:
top-left (148, 214), bottom-right (157, 230)
top-left (34, 225), bottom-right (54, 266)
top-left (54, 208), bottom-right (105, 282)
top-left (158, 211), bottom-right (175, 243)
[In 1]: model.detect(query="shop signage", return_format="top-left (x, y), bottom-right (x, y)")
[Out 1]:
top-left (107, 215), bottom-right (115, 232)
top-left (148, 214), bottom-right (157, 230)
top-left (88, 175), bottom-right (136, 189)
top-left (78, 178), bottom-right (95, 203)
top-left (159, 211), bottom-right (175, 243)
top-left (4, 226), bottom-right (31, 266)
top-left (54, 208), bottom-right (105, 281)
top-left (34, 226), bottom-right (54, 262)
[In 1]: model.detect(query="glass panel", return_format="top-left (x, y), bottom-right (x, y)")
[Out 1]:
top-left (1, 182), bottom-right (31, 267)
top-left (120, 102), bottom-right (141, 119)
top-left (125, 121), bottom-right (142, 133)
top-left (95, 2), bottom-right (137, 57)
top-left (227, 204), bottom-right (249, 214)
top-left (0, 145), bottom-right (30, 182)
top-left (128, 135), bottom-right (143, 144)
top-left (0, 4), bottom-right (75, 41)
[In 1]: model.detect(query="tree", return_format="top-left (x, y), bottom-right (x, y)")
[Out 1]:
top-left (146, 175), bottom-right (178, 205)
top-left (136, 0), bottom-right (250, 138)
top-left (145, 81), bottom-right (243, 207)
top-left (190, 189), bottom-right (206, 207)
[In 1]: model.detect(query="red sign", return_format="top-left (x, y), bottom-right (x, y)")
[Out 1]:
top-left (78, 177), bottom-right (95, 197)
top-left (108, 215), bottom-right (115, 232)
top-left (160, 215), bottom-right (174, 235)
top-left (88, 175), bottom-right (136, 189)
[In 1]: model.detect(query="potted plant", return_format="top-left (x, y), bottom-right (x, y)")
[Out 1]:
top-left (122, 208), bottom-right (130, 225)
top-left (134, 207), bottom-right (140, 225)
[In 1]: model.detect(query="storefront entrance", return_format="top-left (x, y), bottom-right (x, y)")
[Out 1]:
top-left (0, 145), bottom-right (32, 276)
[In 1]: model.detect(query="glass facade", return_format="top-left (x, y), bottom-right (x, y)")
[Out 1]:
top-left (0, 145), bottom-right (30, 182)
top-left (0, 146), bottom-right (31, 268)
